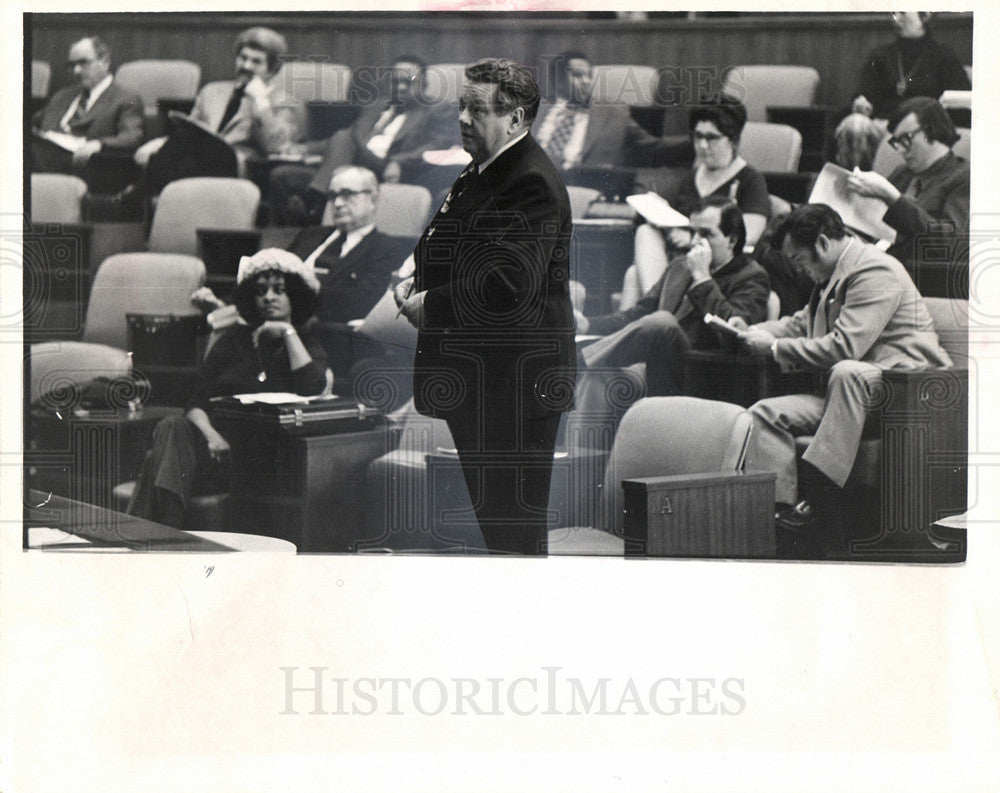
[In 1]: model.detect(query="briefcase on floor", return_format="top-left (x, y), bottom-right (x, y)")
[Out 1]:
top-left (210, 395), bottom-right (392, 436)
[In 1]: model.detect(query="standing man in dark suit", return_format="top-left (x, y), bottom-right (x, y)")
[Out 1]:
top-left (394, 58), bottom-right (576, 556)
top-left (288, 166), bottom-right (414, 323)
top-left (270, 56), bottom-right (457, 225)
top-left (33, 36), bottom-right (145, 170)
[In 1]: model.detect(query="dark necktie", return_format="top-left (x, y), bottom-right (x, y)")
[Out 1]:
top-left (69, 90), bottom-right (90, 126)
top-left (218, 86), bottom-right (244, 132)
top-left (440, 165), bottom-right (477, 214)
top-left (316, 233), bottom-right (346, 267)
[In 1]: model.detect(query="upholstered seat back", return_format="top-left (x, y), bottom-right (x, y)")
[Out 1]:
top-left (598, 396), bottom-right (752, 532)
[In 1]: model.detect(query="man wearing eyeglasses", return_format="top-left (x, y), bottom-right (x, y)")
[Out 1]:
top-left (284, 166), bottom-right (415, 323)
top-left (394, 59), bottom-right (575, 556)
top-left (33, 36), bottom-right (145, 169)
top-left (846, 97), bottom-right (969, 278)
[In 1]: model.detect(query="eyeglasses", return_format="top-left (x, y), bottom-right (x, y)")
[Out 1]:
top-left (328, 189), bottom-right (373, 201)
top-left (888, 127), bottom-right (924, 151)
top-left (691, 131), bottom-right (727, 143)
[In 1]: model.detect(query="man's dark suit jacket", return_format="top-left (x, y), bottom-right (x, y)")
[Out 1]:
top-left (588, 252), bottom-right (771, 348)
top-left (35, 81), bottom-right (145, 151)
top-left (412, 133), bottom-right (576, 422)
top-left (287, 227), bottom-right (415, 323)
top-left (308, 102), bottom-right (458, 193)
top-left (536, 101), bottom-right (693, 169)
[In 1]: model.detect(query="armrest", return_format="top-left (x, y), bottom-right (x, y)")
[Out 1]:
top-left (874, 366), bottom-right (968, 449)
top-left (683, 348), bottom-right (819, 407)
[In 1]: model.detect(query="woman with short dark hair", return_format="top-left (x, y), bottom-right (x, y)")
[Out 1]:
top-left (624, 96), bottom-right (771, 309)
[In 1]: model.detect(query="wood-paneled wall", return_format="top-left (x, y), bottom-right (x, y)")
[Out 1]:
top-left (28, 11), bottom-right (973, 114)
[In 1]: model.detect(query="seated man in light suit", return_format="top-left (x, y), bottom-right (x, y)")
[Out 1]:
top-left (577, 196), bottom-right (771, 400)
top-left (734, 204), bottom-right (952, 534)
top-left (136, 27), bottom-right (303, 173)
top-left (33, 35), bottom-right (145, 170)
top-left (535, 50), bottom-right (691, 174)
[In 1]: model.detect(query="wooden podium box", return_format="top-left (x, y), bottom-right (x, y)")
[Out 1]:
top-left (622, 471), bottom-right (776, 558)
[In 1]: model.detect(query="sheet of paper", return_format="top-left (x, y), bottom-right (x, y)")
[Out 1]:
top-left (808, 163), bottom-right (898, 244)
top-left (37, 129), bottom-right (88, 152)
top-left (625, 191), bottom-right (690, 227)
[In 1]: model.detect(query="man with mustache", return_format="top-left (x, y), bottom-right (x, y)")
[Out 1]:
top-left (136, 27), bottom-right (303, 175)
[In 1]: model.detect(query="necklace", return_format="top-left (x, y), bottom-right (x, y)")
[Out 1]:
top-left (895, 45), bottom-right (925, 97)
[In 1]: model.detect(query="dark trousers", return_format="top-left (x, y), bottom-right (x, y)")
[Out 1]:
top-left (581, 311), bottom-right (692, 396)
top-left (445, 411), bottom-right (562, 556)
top-left (127, 415), bottom-right (227, 527)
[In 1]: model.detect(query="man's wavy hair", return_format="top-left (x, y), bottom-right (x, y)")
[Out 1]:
top-left (233, 268), bottom-right (318, 327)
top-left (234, 27), bottom-right (288, 75)
top-left (464, 58), bottom-right (541, 122)
top-left (889, 96), bottom-right (960, 148)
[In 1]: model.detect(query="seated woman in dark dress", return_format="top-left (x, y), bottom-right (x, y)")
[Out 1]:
top-left (128, 248), bottom-right (329, 527)
top-left (623, 97), bottom-right (771, 309)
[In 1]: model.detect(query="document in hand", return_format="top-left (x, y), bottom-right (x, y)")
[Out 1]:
top-left (808, 163), bottom-right (897, 245)
top-left (36, 130), bottom-right (89, 153)
top-left (625, 192), bottom-right (690, 228)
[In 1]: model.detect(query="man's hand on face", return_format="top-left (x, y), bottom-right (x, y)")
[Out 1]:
top-left (682, 238), bottom-right (714, 284)
top-left (243, 75), bottom-right (272, 110)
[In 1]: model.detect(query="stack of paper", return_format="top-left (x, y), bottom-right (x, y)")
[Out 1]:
top-left (625, 192), bottom-right (690, 228)
top-left (808, 163), bottom-right (897, 244)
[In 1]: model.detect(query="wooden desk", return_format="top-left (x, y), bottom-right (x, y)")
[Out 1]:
top-left (571, 219), bottom-right (636, 315)
top-left (211, 408), bottom-right (399, 553)
top-left (24, 490), bottom-right (236, 552)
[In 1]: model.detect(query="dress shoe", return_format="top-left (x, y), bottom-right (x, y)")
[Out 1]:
top-left (775, 500), bottom-right (815, 532)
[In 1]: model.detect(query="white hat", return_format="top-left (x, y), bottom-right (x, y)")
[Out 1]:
top-left (236, 248), bottom-right (321, 294)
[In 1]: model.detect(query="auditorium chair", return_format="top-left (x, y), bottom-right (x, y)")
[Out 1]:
top-left (548, 396), bottom-right (769, 556)
top-left (419, 63), bottom-right (467, 105)
top-left (115, 59), bottom-right (201, 136)
top-left (739, 122), bottom-right (803, 173)
top-left (147, 177), bottom-right (261, 257)
top-left (28, 341), bottom-right (132, 407)
top-left (31, 59), bottom-right (51, 114)
top-left (567, 186), bottom-right (601, 220)
top-left (722, 65), bottom-right (820, 123)
top-left (591, 64), bottom-right (663, 136)
top-left (82, 252), bottom-right (205, 351)
top-left (871, 127), bottom-right (970, 176)
top-left (275, 61), bottom-right (355, 140)
top-left (275, 60), bottom-right (352, 103)
top-left (684, 296), bottom-right (968, 561)
top-left (30, 173), bottom-right (88, 224)
top-left (794, 297), bottom-right (969, 561)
